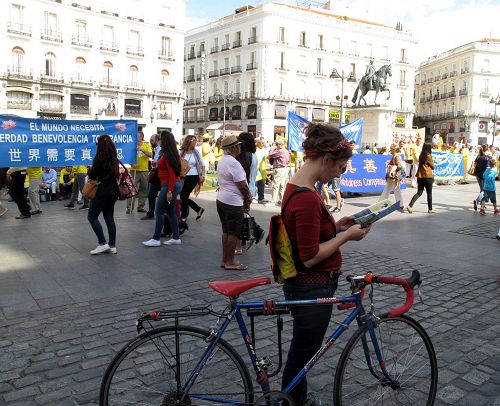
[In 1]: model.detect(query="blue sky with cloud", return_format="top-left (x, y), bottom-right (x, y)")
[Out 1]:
top-left (186, 0), bottom-right (500, 62)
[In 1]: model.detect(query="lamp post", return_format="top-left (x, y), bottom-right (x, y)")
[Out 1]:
top-left (489, 95), bottom-right (500, 145)
top-left (215, 90), bottom-right (233, 138)
top-left (329, 68), bottom-right (348, 125)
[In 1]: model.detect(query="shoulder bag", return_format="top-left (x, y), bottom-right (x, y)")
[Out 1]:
top-left (117, 161), bottom-right (138, 200)
top-left (82, 179), bottom-right (100, 200)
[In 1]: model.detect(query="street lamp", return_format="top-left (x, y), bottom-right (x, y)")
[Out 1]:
top-left (489, 95), bottom-right (500, 145)
top-left (329, 68), bottom-right (348, 125)
top-left (215, 90), bottom-right (233, 137)
top-left (150, 104), bottom-right (157, 124)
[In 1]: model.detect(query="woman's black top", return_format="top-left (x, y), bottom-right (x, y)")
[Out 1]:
top-left (88, 159), bottom-right (119, 201)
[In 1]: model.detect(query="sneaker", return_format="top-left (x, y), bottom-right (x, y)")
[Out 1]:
top-left (31, 210), bottom-right (42, 215)
top-left (473, 200), bottom-right (477, 211)
top-left (77, 200), bottom-right (84, 205)
top-left (479, 209), bottom-right (486, 216)
top-left (64, 203), bottom-right (75, 209)
top-left (137, 208), bottom-right (146, 213)
top-left (15, 214), bottom-right (30, 219)
top-left (109, 247), bottom-right (117, 254)
top-left (126, 209), bottom-right (131, 214)
top-left (163, 238), bottom-right (181, 246)
top-left (252, 198), bottom-right (258, 204)
top-left (90, 244), bottom-right (110, 255)
top-left (79, 204), bottom-right (89, 210)
top-left (332, 207), bottom-right (341, 213)
top-left (406, 206), bottom-right (413, 214)
top-left (141, 214), bottom-right (154, 220)
top-left (0, 207), bottom-right (7, 217)
top-left (428, 209), bottom-right (437, 213)
top-left (142, 239), bottom-right (161, 247)
top-left (494, 209), bottom-right (500, 215)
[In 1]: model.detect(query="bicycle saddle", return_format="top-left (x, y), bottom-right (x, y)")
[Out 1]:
top-left (209, 277), bottom-right (271, 297)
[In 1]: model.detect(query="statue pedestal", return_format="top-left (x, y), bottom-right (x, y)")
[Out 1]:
top-left (348, 106), bottom-right (413, 147)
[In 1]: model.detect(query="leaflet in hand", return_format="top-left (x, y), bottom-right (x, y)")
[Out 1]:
top-left (353, 199), bottom-right (401, 228)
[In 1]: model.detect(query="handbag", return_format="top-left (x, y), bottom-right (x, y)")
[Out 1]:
top-left (386, 165), bottom-right (398, 180)
top-left (82, 179), bottom-right (100, 200)
top-left (180, 156), bottom-right (190, 178)
top-left (117, 162), bottom-right (138, 200)
top-left (240, 213), bottom-right (257, 241)
top-left (467, 160), bottom-right (476, 177)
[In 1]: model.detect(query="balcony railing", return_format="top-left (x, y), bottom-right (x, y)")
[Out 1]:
top-left (195, 98), bottom-right (201, 104)
top-left (456, 110), bottom-right (465, 117)
top-left (347, 74), bottom-right (357, 82)
top-left (440, 92), bottom-right (448, 99)
top-left (196, 74), bottom-right (202, 80)
top-left (7, 67), bottom-right (33, 80)
top-left (126, 82), bottom-right (145, 92)
top-left (246, 91), bottom-right (256, 98)
top-left (208, 96), bottom-right (216, 103)
top-left (296, 70), bottom-right (309, 75)
top-left (185, 74), bottom-right (195, 82)
top-left (248, 36), bottom-right (257, 44)
top-left (420, 97), bottom-right (426, 103)
top-left (233, 40), bottom-right (242, 48)
top-left (40, 72), bottom-right (65, 84)
top-left (210, 46), bottom-right (219, 54)
top-left (314, 71), bottom-right (327, 77)
top-left (461, 68), bottom-right (469, 74)
top-left (208, 70), bottom-right (219, 78)
top-left (187, 52), bottom-right (195, 60)
top-left (7, 22), bottom-right (31, 37)
top-left (41, 29), bottom-right (63, 42)
top-left (185, 99), bottom-right (195, 106)
top-left (70, 105), bottom-right (90, 114)
top-left (420, 79), bottom-right (426, 85)
top-left (99, 79), bottom-right (120, 89)
top-left (7, 101), bottom-right (32, 110)
top-left (426, 96), bottom-right (432, 102)
top-left (156, 84), bottom-right (177, 96)
top-left (233, 93), bottom-right (241, 100)
top-left (433, 94), bottom-right (439, 100)
top-left (480, 91), bottom-right (491, 98)
top-left (126, 47), bottom-right (144, 57)
top-left (40, 104), bottom-right (64, 113)
top-left (158, 52), bottom-right (175, 61)
top-left (221, 43), bottom-right (230, 51)
top-left (71, 74), bottom-right (93, 86)
top-left (449, 91), bottom-right (456, 97)
top-left (459, 89), bottom-right (467, 96)
top-left (449, 71), bottom-right (457, 77)
top-left (442, 73), bottom-right (448, 79)
top-left (100, 40), bottom-right (119, 52)
top-left (298, 43), bottom-right (309, 48)
top-left (71, 35), bottom-right (92, 47)
top-left (231, 65), bottom-right (242, 74)
top-left (220, 67), bottom-right (230, 76)
top-left (246, 63), bottom-right (257, 71)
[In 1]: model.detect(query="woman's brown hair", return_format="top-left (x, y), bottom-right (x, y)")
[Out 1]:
top-left (302, 123), bottom-right (352, 161)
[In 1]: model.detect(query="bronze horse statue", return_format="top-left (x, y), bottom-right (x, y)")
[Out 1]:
top-left (352, 64), bottom-right (392, 106)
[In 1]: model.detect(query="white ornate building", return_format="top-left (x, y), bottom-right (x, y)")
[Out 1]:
top-left (0, 0), bottom-right (185, 138)
top-left (183, 1), bottom-right (417, 144)
top-left (415, 38), bottom-right (500, 146)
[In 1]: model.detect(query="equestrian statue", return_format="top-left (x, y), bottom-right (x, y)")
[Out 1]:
top-left (352, 61), bottom-right (392, 106)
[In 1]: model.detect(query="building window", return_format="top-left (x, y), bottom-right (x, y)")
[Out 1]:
top-left (400, 70), bottom-right (406, 86)
top-left (129, 30), bottom-right (140, 49)
top-left (70, 93), bottom-right (90, 114)
top-left (312, 108), bottom-right (325, 122)
top-left (366, 43), bottom-right (373, 58)
top-left (247, 104), bottom-right (257, 119)
top-left (124, 98), bottom-right (142, 117)
top-left (400, 49), bottom-right (407, 63)
top-left (129, 65), bottom-right (139, 85)
top-left (318, 34), bottom-right (324, 50)
top-left (235, 79), bottom-right (241, 96)
top-left (160, 69), bottom-right (169, 85)
top-left (316, 58), bottom-right (323, 75)
top-left (102, 24), bottom-right (114, 42)
top-left (7, 91), bottom-right (30, 105)
top-left (280, 52), bottom-right (285, 69)
top-left (209, 107), bottom-right (218, 121)
top-left (103, 61), bottom-right (113, 83)
top-left (44, 11), bottom-right (58, 34)
top-left (299, 31), bottom-right (306, 47)
top-left (74, 56), bottom-right (86, 80)
top-left (44, 52), bottom-right (56, 76)
top-left (197, 108), bottom-right (205, 121)
top-left (161, 36), bottom-right (171, 56)
top-left (11, 4), bottom-right (24, 24)
top-left (278, 27), bottom-right (285, 43)
top-left (231, 105), bottom-right (241, 120)
top-left (75, 19), bottom-right (86, 40)
top-left (11, 46), bottom-right (25, 71)
top-left (295, 106), bottom-right (308, 119)
top-left (275, 104), bottom-right (286, 119)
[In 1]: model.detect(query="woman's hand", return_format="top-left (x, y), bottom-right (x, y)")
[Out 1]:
top-left (336, 215), bottom-right (355, 232)
top-left (166, 191), bottom-right (173, 201)
top-left (344, 224), bottom-right (371, 241)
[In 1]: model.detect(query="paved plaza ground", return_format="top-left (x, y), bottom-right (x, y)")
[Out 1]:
top-left (0, 180), bottom-right (499, 405)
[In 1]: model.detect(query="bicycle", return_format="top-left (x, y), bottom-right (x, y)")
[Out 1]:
top-left (99, 270), bottom-right (437, 405)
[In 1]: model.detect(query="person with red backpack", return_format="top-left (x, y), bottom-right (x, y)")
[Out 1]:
top-left (278, 123), bottom-right (371, 405)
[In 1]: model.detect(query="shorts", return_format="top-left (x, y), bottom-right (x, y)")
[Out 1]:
top-left (216, 200), bottom-right (244, 237)
top-left (332, 177), bottom-right (340, 192)
top-left (481, 190), bottom-right (496, 203)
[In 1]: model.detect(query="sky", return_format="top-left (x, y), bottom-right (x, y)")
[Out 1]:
top-left (185, 0), bottom-right (500, 63)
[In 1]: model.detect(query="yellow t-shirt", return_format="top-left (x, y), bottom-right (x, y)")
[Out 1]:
top-left (214, 147), bottom-right (224, 162)
top-left (74, 166), bottom-right (88, 174)
top-left (201, 142), bottom-right (212, 160)
top-left (59, 168), bottom-right (75, 184)
top-left (27, 167), bottom-right (42, 179)
top-left (135, 142), bottom-right (152, 171)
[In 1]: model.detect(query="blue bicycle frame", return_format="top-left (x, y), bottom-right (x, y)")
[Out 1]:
top-left (179, 288), bottom-right (396, 404)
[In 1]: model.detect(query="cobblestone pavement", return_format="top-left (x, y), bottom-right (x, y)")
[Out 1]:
top-left (1, 181), bottom-right (499, 405)
top-left (0, 250), bottom-right (499, 405)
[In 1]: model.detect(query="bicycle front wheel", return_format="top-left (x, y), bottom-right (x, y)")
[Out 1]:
top-left (334, 315), bottom-right (437, 406)
top-left (99, 325), bottom-right (253, 405)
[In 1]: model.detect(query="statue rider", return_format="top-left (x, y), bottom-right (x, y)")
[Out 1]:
top-left (365, 60), bottom-right (376, 91)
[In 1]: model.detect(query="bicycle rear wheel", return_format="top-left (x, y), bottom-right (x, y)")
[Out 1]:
top-left (99, 325), bottom-right (253, 405)
top-left (334, 315), bottom-right (437, 406)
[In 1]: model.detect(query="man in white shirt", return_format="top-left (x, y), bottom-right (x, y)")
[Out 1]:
top-left (216, 135), bottom-right (252, 271)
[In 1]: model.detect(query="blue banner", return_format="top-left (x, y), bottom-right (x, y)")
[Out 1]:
top-left (0, 116), bottom-right (137, 167)
top-left (287, 111), bottom-right (308, 152)
top-left (431, 152), bottom-right (464, 180)
top-left (339, 118), bottom-right (363, 151)
top-left (339, 154), bottom-right (406, 193)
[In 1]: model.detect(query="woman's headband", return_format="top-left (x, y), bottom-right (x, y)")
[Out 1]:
top-left (305, 139), bottom-right (352, 158)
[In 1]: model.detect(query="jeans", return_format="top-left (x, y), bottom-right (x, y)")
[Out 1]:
top-left (153, 182), bottom-right (182, 240)
top-left (409, 178), bottom-right (433, 210)
top-left (282, 276), bottom-right (339, 405)
top-left (180, 175), bottom-right (201, 219)
top-left (256, 179), bottom-right (265, 201)
top-left (87, 198), bottom-right (117, 247)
